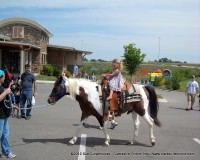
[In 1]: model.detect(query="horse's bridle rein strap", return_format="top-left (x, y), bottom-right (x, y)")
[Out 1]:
top-left (50, 80), bottom-right (65, 103)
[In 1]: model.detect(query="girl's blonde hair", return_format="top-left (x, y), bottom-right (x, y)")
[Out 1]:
top-left (112, 59), bottom-right (123, 71)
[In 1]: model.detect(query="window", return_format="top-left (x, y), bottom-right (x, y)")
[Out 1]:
top-left (42, 54), bottom-right (46, 64)
top-left (12, 26), bottom-right (24, 38)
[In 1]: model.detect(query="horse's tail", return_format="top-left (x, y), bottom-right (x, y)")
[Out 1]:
top-left (144, 85), bottom-right (161, 127)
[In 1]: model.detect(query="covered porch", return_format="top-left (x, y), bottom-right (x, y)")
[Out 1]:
top-left (0, 41), bottom-right (40, 75)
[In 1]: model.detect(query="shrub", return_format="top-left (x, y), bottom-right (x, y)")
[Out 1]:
top-left (65, 71), bottom-right (72, 78)
top-left (42, 64), bottom-right (54, 76)
top-left (53, 67), bottom-right (60, 77)
top-left (171, 77), bottom-right (180, 90)
top-left (171, 69), bottom-right (185, 82)
top-left (165, 79), bottom-right (172, 89)
top-left (154, 76), bottom-right (163, 86)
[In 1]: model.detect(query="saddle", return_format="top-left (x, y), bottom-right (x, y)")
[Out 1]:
top-left (109, 82), bottom-right (142, 113)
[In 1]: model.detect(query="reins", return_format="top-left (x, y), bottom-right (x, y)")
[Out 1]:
top-left (2, 80), bottom-right (65, 110)
top-left (4, 95), bottom-right (51, 110)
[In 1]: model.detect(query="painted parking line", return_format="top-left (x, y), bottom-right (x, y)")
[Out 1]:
top-left (193, 138), bottom-right (200, 144)
top-left (78, 134), bottom-right (87, 160)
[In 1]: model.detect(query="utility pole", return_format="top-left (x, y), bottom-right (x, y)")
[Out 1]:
top-left (158, 37), bottom-right (161, 62)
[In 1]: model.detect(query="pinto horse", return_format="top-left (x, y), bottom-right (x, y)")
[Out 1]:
top-left (47, 76), bottom-right (161, 146)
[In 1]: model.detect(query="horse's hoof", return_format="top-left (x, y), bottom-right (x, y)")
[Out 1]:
top-left (151, 137), bottom-right (156, 146)
top-left (99, 126), bottom-right (102, 130)
top-left (151, 141), bottom-right (156, 146)
top-left (69, 139), bottom-right (75, 145)
top-left (103, 142), bottom-right (109, 147)
top-left (68, 142), bottom-right (74, 146)
top-left (127, 141), bottom-right (134, 146)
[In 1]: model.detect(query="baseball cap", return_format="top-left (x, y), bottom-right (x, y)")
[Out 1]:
top-left (0, 70), bottom-right (5, 77)
top-left (13, 74), bottom-right (20, 80)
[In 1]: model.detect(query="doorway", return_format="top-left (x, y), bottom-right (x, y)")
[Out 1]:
top-left (2, 51), bottom-right (20, 73)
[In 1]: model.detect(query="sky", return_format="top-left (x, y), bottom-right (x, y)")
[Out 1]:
top-left (0, 0), bottom-right (200, 63)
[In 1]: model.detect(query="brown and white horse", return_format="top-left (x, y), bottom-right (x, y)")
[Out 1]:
top-left (47, 76), bottom-right (161, 146)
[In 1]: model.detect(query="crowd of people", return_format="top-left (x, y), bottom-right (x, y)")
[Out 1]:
top-left (72, 64), bottom-right (96, 81)
top-left (0, 64), bottom-right (36, 158)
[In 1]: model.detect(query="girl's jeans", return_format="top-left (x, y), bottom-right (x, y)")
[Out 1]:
top-left (0, 118), bottom-right (11, 155)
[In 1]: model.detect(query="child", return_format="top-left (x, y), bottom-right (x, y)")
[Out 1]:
top-left (91, 72), bottom-right (96, 82)
top-left (102, 59), bottom-right (125, 100)
top-left (10, 75), bottom-right (20, 118)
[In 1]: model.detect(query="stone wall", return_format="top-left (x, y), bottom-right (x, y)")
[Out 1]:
top-left (0, 23), bottom-right (49, 74)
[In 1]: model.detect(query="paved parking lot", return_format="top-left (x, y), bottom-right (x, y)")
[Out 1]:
top-left (5, 83), bottom-right (200, 160)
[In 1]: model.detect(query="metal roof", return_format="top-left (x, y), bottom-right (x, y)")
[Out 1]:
top-left (48, 44), bottom-right (92, 55)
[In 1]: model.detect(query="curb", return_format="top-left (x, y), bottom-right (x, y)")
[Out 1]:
top-left (36, 80), bottom-right (55, 84)
top-left (158, 98), bottom-right (168, 103)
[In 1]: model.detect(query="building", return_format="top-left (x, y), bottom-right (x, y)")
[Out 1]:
top-left (0, 18), bottom-right (92, 75)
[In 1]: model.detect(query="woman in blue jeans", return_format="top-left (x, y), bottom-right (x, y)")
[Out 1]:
top-left (0, 70), bottom-right (16, 158)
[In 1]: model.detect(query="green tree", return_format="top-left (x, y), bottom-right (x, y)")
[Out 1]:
top-left (122, 43), bottom-right (146, 77)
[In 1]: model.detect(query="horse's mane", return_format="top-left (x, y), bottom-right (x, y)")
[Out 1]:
top-left (63, 77), bottom-right (100, 101)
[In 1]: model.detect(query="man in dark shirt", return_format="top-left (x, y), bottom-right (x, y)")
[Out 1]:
top-left (20, 64), bottom-right (36, 120)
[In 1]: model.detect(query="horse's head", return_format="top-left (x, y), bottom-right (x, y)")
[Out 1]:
top-left (47, 76), bottom-right (68, 104)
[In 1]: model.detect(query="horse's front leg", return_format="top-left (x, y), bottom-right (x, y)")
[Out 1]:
top-left (128, 111), bottom-right (140, 145)
top-left (97, 117), bottom-right (110, 146)
top-left (69, 116), bottom-right (87, 145)
top-left (102, 125), bottom-right (110, 146)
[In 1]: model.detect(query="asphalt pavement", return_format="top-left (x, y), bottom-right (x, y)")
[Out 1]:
top-left (5, 82), bottom-right (200, 160)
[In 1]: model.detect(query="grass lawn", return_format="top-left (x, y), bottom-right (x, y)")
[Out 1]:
top-left (157, 77), bottom-right (200, 93)
top-left (36, 75), bottom-right (57, 81)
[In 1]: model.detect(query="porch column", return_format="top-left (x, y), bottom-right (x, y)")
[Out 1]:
top-left (29, 51), bottom-right (32, 67)
top-left (20, 49), bottom-right (25, 75)
top-left (0, 49), bottom-right (2, 69)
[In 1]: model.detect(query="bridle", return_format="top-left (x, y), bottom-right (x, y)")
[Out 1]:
top-left (50, 79), bottom-right (66, 103)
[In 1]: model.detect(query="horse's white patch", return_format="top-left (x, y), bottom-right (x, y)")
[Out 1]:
top-left (63, 77), bottom-right (103, 116)
top-left (139, 85), bottom-right (149, 110)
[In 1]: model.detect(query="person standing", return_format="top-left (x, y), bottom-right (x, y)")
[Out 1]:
top-left (198, 94), bottom-right (200, 111)
top-left (0, 70), bottom-right (16, 158)
top-left (20, 64), bottom-right (36, 120)
top-left (185, 75), bottom-right (199, 111)
top-left (90, 72), bottom-right (96, 82)
top-left (72, 64), bottom-right (78, 78)
top-left (2, 66), bottom-right (12, 89)
top-left (10, 75), bottom-right (20, 118)
top-left (82, 71), bottom-right (88, 79)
